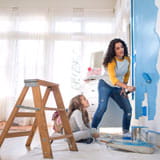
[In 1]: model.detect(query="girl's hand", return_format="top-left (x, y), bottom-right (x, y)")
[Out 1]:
top-left (92, 132), bottom-right (100, 138)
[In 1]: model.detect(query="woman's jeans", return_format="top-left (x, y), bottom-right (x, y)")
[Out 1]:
top-left (91, 79), bottom-right (132, 133)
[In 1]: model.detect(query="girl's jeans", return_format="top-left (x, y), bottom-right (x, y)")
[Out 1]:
top-left (91, 79), bottom-right (132, 133)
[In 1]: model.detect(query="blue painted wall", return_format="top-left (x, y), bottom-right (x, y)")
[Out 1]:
top-left (131, 0), bottom-right (160, 120)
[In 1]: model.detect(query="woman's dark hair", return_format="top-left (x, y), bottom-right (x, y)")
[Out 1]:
top-left (103, 38), bottom-right (128, 67)
top-left (68, 95), bottom-right (89, 128)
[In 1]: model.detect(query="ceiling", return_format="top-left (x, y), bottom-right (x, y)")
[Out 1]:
top-left (0, 0), bottom-right (117, 9)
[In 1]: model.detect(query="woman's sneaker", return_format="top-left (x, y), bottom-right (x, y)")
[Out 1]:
top-left (123, 132), bottom-right (132, 140)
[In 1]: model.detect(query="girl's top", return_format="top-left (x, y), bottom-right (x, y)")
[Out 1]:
top-left (69, 109), bottom-right (92, 141)
top-left (69, 110), bottom-right (89, 132)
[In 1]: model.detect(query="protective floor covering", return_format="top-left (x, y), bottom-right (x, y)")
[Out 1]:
top-left (18, 139), bottom-right (160, 160)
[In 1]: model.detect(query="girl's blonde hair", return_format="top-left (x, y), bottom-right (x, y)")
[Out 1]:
top-left (68, 95), bottom-right (89, 128)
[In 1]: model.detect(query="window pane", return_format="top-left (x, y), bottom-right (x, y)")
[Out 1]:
top-left (53, 41), bottom-right (81, 105)
top-left (0, 40), bottom-right (8, 97)
top-left (0, 17), bottom-right (11, 32)
top-left (55, 21), bottom-right (81, 33)
top-left (17, 40), bottom-right (44, 79)
top-left (18, 17), bottom-right (48, 33)
top-left (85, 22), bottom-right (113, 34)
top-left (0, 40), bottom-right (8, 66)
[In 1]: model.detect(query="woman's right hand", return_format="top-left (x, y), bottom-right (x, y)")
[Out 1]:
top-left (126, 86), bottom-right (136, 92)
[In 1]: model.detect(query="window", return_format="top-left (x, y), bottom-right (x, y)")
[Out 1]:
top-left (0, 9), bottom-right (115, 118)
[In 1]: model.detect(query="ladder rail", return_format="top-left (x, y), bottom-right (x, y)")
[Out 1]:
top-left (26, 86), bottom-right (51, 147)
top-left (31, 86), bottom-right (53, 158)
top-left (52, 86), bottom-right (78, 151)
top-left (0, 86), bottom-right (29, 146)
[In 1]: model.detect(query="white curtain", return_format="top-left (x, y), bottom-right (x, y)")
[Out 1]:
top-left (0, 7), bottom-right (114, 125)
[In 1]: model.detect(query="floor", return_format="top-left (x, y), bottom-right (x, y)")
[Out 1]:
top-left (0, 128), bottom-right (160, 160)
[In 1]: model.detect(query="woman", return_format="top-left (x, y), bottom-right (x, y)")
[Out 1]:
top-left (91, 38), bottom-right (136, 135)
top-left (68, 95), bottom-right (99, 144)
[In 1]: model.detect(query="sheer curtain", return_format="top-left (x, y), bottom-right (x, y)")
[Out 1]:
top-left (0, 7), bottom-right (114, 125)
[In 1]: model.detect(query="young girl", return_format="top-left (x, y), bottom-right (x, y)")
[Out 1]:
top-left (68, 95), bottom-right (99, 144)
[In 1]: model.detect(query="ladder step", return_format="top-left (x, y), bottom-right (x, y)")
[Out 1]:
top-left (16, 105), bottom-right (40, 111)
top-left (24, 79), bottom-right (39, 87)
top-left (50, 134), bottom-right (72, 141)
top-left (44, 107), bottom-right (65, 111)
top-left (6, 131), bottom-right (31, 138)
top-left (16, 112), bottom-right (36, 117)
top-left (24, 79), bottom-right (58, 87)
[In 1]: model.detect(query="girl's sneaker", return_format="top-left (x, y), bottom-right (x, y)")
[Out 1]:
top-left (77, 137), bottom-right (95, 144)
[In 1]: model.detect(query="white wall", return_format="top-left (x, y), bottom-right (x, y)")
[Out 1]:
top-left (136, 2), bottom-right (160, 142)
top-left (154, 0), bottom-right (160, 132)
top-left (140, 0), bottom-right (160, 133)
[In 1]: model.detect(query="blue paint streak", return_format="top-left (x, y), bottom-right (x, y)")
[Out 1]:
top-left (147, 130), bottom-right (160, 135)
top-left (142, 106), bottom-right (147, 116)
top-left (142, 72), bottom-right (152, 84)
top-left (131, 126), bottom-right (148, 129)
top-left (131, 0), bottom-right (160, 120)
top-left (112, 140), bottom-right (154, 148)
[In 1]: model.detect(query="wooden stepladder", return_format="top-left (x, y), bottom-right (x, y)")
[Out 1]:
top-left (0, 79), bottom-right (78, 158)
